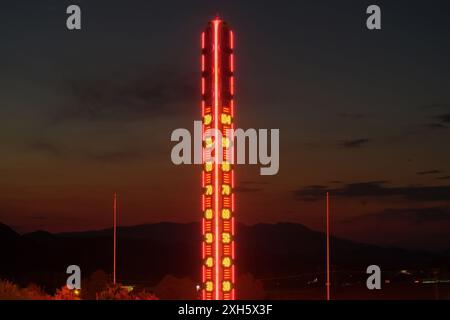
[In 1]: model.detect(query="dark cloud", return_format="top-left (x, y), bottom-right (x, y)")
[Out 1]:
top-left (304, 185), bottom-right (328, 189)
top-left (426, 123), bottom-right (448, 129)
top-left (426, 113), bottom-right (450, 129)
top-left (57, 68), bottom-right (197, 122)
top-left (85, 149), bottom-right (146, 163)
top-left (417, 170), bottom-right (442, 175)
top-left (436, 113), bottom-right (450, 123)
top-left (234, 181), bottom-right (266, 193)
top-left (234, 186), bottom-right (263, 193)
top-left (294, 181), bottom-right (450, 202)
top-left (28, 140), bottom-right (146, 163)
top-left (339, 138), bottom-right (371, 149)
top-left (342, 207), bottom-right (450, 224)
top-left (302, 141), bottom-right (329, 149)
top-left (239, 180), bottom-right (268, 185)
top-left (29, 140), bottom-right (64, 157)
top-left (423, 103), bottom-right (450, 109)
top-left (294, 185), bottom-right (328, 201)
top-left (337, 112), bottom-right (366, 119)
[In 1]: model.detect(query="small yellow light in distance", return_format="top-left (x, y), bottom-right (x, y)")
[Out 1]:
top-left (222, 184), bottom-right (231, 196)
top-left (204, 209), bottom-right (213, 220)
top-left (205, 233), bottom-right (213, 244)
top-left (205, 257), bottom-right (214, 268)
top-left (204, 137), bottom-right (214, 148)
top-left (221, 113), bottom-right (232, 125)
top-left (222, 162), bottom-right (231, 172)
top-left (222, 233), bottom-right (231, 244)
top-left (222, 281), bottom-right (232, 292)
top-left (205, 281), bottom-right (214, 292)
top-left (222, 209), bottom-right (231, 220)
top-left (203, 114), bottom-right (212, 125)
top-left (204, 161), bottom-right (213, 172)
top-left (222, 257), bottom-right (232, 268)
top-left (222, 137), bottom-right (231, 149)
top-left (205, 185), bottom-right (213, 195)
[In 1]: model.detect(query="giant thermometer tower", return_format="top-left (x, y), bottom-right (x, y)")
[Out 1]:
top-left (201, 18), bottom-right (236, 300)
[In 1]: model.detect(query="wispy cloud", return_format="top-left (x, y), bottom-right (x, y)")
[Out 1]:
top-left (426, 123), bottom-right (448, 129)
top-left (436, 113), bottom-right (450, 123)
top-left (234, 181), bottom-right (266, 193)
top-left (342, 207), bottom-right (450, 224)
top-left (28, 140), bottom-right (64, 157)
top-left (85, 149), bottom-right (146, 163)
top-left (337, 112), bottom-right (366, 119)
top-left (425, 113), bottom-right (450, 129)
top-left (417, 169), bottom-right (442, 175)
top-left (55, 68), bottom-right (197, 123)
top-left (234, 186), bottom-right (263, 193)
top-left (294, 181), bottom-right (450, 202)
top-left (339, 138), bottom-right (371, 149)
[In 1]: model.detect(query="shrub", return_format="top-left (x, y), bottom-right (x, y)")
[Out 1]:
top-left (0, 279), bottom-right (23, 300)
top-left (132, 289), bottom-right (159, 300)
top-left (54, 286), bottom-right (81, 300)
top-left (97, 283), bottom-right (131, 300)
top-left (152, 275), bottom-right (197, 300)
top-left (0, 279), bottom-right (50, 300)
top-left (97, 283), bottom-right (159, 300)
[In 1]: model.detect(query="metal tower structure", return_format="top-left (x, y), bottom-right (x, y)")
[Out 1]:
top-left (201, 17), bottom-right (236, 300)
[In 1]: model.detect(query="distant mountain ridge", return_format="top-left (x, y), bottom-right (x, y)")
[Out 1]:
top-left (0, 222), bottom-right (19, 239)
top-left (0, 221), bottom-right (447, 292)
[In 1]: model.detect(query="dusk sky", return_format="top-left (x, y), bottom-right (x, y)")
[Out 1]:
top-left (1, 0), bottom-right (449, 251)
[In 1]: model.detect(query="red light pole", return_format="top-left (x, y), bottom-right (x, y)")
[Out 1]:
top-left (201, 17), bottom-right (236, 300)
top-left (326, 192), bottom-right (331, 300)
top-left (113, 192), bottom-right (117, 285)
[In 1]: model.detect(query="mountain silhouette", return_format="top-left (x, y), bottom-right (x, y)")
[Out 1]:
top-left (0, 222), bottom-right (19, 240)
top-left (0, 221), bottom-right (446, 292)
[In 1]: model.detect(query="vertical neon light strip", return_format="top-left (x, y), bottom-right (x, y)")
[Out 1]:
top-left (201, 30), bottom-right (206, 301)
top-left (213, 19), bottom-right (221, 300)
top-left (229, 29), bottom-right (236, 301)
